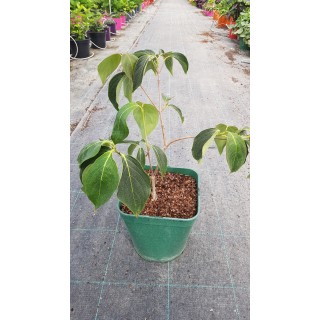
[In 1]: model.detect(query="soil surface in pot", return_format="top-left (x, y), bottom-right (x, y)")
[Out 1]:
top-left (121, 171), bottom-right (197, 219)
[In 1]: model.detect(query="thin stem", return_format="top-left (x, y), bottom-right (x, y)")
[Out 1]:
top-left (146, 145), bottom-right (157, 201)
top-left (157, 71), bottom-right (167, 148)
top-left (140, 86), bottom-right (157, 107)
top-left (146, 147), bottom-right (154, 175)
top-left (150, 176), bottom-right (157, 201)
top-left (164, 136), bottom-right (194, 150)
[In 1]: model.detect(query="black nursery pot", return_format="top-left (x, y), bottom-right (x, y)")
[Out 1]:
top-left (109, 23), bottom-right (116, 35)
top-left (104, 27), bottom-right (111, 41)
top-left (88, 31), bottom-right (106, 49)
top-left (70, 38), bottom-right (90, 58)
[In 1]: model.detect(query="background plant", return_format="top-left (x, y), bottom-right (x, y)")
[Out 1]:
top-left (87, 10), bottom-right (106, 31)
top-left (229, 7), bottom-right (250, 46)
top-left (226, 0), bottom-right (249, 21)
top-left (77, 50), bottom-right (249, 216)
top-left (70, 4), bottom-right (91, 40)
top-left (214, 0), bottom-right (231, 16)
top-left (203, 0), bottom-right (215, 11)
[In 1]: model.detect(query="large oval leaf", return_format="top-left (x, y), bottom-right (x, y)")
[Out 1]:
top-left (117, 155), bottom-right (151, 216)
top-left (82, 150), bottom-right (119, 209)
top-left (132, 55), bottom-right (150, 91)
top-left (133, 49), bottom-right (155, 57)
top-left (133, 103), bottom-right (159, 140)
top-left (108, 72), bottom-right (126, 110)
top-left (121, 53), bottom-right (138, 80)
top-left (164, 56), bottom-right (173, 75)
top-left (111, 102), bottom-right (139, 144)
top-left (79, 146), bottom-right (111, 183)
top-left (98, 54), bottom-right (122, 84)
top-left (172, 52), bottom-right (189, 73)
top-left (77, 141), bottom-right (103, 165)
top-left (136, 147), bottom-right (146, 168)
top-left (226, 132), bottom-right (248, 172)
top-left (192, 128), bottom-right (217, 162)
top-left (152, 145), bottom-right (167, 176)
top-left (122, 75), bottom-right (133, 102)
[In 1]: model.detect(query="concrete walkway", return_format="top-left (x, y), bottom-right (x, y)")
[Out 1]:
top-left (70, 0), bottom-right (250, 319)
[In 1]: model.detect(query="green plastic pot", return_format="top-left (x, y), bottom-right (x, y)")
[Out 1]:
top-left (118, 166), bottom-right (200, 262)
top-left (239, 37), bottom-right (250, 51)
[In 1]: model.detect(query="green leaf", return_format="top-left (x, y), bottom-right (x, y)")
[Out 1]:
top-left (226, 126), bottom-right (239, 133)
top-left (77, 141), bottom-right (103, 165)
top-left (164, 56), bottom-right (173, 75)
top-left (133, 103), bottom-right (159, 140)
top-left (215, 123), bottom-right (227, 132)
top-left (133, 49), bottom-right (155, 57)
top-left (116, 76), bottom-right (124, 106)
top-left (121, 53), bottom-right (138, 79)
top-left (117, 155), bottom-right (151, 216)
top-left (128, 143), bottom-right (138, 155)
top-left (151, 145), bottom-right (167, 176)
top-left (82, 150), bottom-right (119, 209)
top-left (161, 93), bottom-right (172, 102)
top-left (168, 104), bottom-right (184, 123)
top-left (122, 75), bottom-right (133, 101)
top-left (238, 126), bottom-right (250, 135)
top-left (145, 59), bottom-right (158, 75)
top-left (108, 72), bottom-right (126, 110)
top-left (226, 132), bottom-right (248, 172)
top-left (132, 55), bottom-right (150, 91)
top-left (172, 52), bottom-right (189, 73)
top-left (192, 128), bottom-right (217, 162)
top-left (79, 146), bottom-right (111, 183)
top-left (136, 147), bottom-right (146, 167)
top-left (214, 138), bottom-right (227, 155)
top-left (98, 54), bottom-right (122, 84)
top-left (111, 102), bottom-right (139, 144)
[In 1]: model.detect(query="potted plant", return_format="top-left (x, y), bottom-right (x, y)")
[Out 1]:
top-left (77, 49), bottom-right (250, 262)
top-left (213, 0), bottom-right (234, 28)
top-left (87, 11), bottom-right (106, 49)
top-left (112, 0), bottom-right (127, 28)
top-left (225, 0), bottom-right (249, 39)
top-left (104, 18), bottom-right (116, 39)
top-left (225, 0), bottom-right (249, 21)
top-left (70, 7), bottom-right (91, 58)
top-left (229, 8), bottom-right (250, 50)
top-left (203, 0), bottom-right (215, 16)
top-left (111, 12), bottom-right (123, 30)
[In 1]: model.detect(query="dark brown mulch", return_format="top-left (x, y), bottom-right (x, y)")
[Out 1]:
top-left (121, 171), bottom-right (198, 219)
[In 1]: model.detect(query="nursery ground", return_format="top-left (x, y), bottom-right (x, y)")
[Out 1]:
top-left (70, 0), bottom-right (250, 319)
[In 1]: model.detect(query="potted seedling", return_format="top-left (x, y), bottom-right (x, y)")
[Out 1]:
top-left (70, 7), bottom-right (91, 58)
top-left (77, 50), bottom-right (250, 262)
top-left (111, 12), bottom-right (123, 30)
top-left (104, 18), bottom-right (116, 38)
top-left (87, 11), bottom-right (107, 49)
